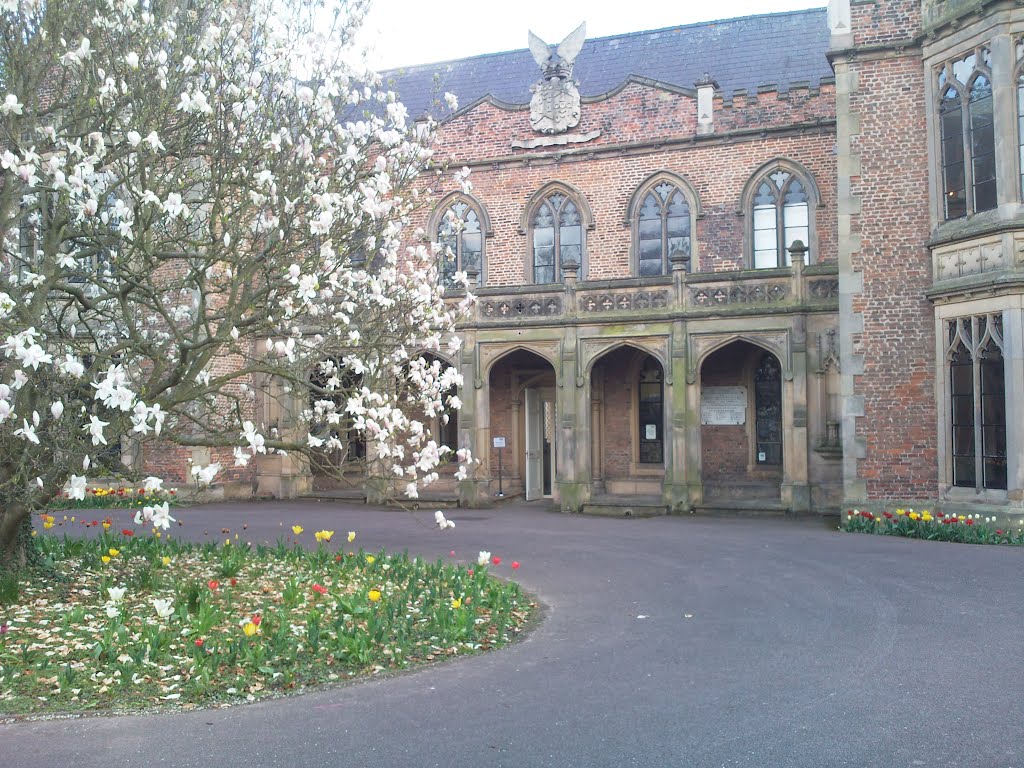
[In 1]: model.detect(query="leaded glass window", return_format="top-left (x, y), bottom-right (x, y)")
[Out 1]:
top-left (937, 48), bottom-right (996, 220)
top-left (755, 353), bottom-right (783, 466)
top-left (638, 356), bottom-right (664, 464)
top-left (636, 182), bottom-right (691, 276)
top-left (532, 192), bottom-right (583, 283)
top-left (947, 314), bottom-right (1006, 491)
top-left (751, 169), bottom-right (811, 269)
top-left (436, 200), bottom-right (484, 289)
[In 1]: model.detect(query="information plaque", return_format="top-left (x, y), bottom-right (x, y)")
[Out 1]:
top-left (701, 386), bottom-right (747, 425)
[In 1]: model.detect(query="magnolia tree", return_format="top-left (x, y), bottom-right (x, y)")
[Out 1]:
top-left (0, 0), bottom-right (473, 569)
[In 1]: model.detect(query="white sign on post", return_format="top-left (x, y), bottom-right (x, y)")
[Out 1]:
top-left (492, 437), bottom-right (506, 448)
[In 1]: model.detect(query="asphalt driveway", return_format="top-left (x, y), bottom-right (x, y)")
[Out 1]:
top-left (3, 501), bottom-right (1022, 767)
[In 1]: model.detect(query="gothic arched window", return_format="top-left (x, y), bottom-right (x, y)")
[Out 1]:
top-left (938, 48), bottom-right (996, 220)
top-left (434, 196), bottom-right (486, 289)
top-left (633, 179), bottom-right (694, 276)
top-left (1016, 39), bottom-right (1024, 198)
top-left (748, 166), bottom-right (812, 269)
top-left (530, 190), bottom-right (585, 283)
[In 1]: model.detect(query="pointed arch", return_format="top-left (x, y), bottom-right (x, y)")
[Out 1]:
top-left (482, 344), bottom-right (559, 381)
top-left (583, 340), bottom-right (667, 378)
top-left (624, 171), bottom-right (701, 276)
top-left (520, 181), bottom-right (595, 283)
top-left (739, 158), bottom-right (821, 269)
top-left (429, 192), bottom-right (491, 288)
top-left (696, 334), bottom-right (787, 378)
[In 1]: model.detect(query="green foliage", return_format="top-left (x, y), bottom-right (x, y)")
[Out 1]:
top-left (843, 509), bottom-right (1024, 545)
top-left (0, 570), bottom-right (20, 606)
top-left (0, 533), bottom-right (533, 715)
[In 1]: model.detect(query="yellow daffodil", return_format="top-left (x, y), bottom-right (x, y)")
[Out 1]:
top-left (347, 531), bottom-right (356, 543)
top-left (101, 555), bottom-right (111, 564)
top-left (243, 621), bottom-right (258, 637)
top-left (315, 530), bottom-right (334, 543)
top-left (161, 556), bottom-right (171, 566)
top-left (365, 555), bottom-right (375, 564)
top-left (108, 547), bottom-right (120, 557)
top-left (368, 589), bottom-right (381, 602)
top-left (292, 525), bottom-right (304, 535)
top-left (451, 598), bottom-right (462, 609)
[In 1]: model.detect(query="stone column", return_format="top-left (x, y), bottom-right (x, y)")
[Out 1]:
top-left (556, 262), bottom-right (588, 511)
top-left (695, 74), bottom-right (719, 137)
top-left (456, 326), bottom-right (485, 507)
top-left (1003, 307), bottom-right (1024, 505)
top-left (664, 319), bottom-right (691, 512)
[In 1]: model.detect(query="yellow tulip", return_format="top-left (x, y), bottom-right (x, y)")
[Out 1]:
top-left (243, 622), bottom-right (258, 637)
top-left (348, 531), bottom-right (356, 543)
top-left (292, 525), bottom-right (303, 535)
top-left (161, 556), bottom-right (171, 567)
top-left (108, 548), bottom-right (120, 557)
top-left (43, 521), bottom-right (54, 529)
top-left (922, 512), bottom-right (933, 522)
top-left (101, 555), bottom-right (111, 564)
top-left (368, 590), bottom-right (381, 602)
top-left (909, 512), bottom-right (920, 521)
top-left (365, 555), bottom-right (375, 564)
top-left (451, 598), bottom-right (462, 609)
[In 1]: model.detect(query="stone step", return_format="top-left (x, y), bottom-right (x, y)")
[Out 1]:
top-left (581, 496), bottom-right (668, 518)
top-left (691, 500), bottom-right (791, 517)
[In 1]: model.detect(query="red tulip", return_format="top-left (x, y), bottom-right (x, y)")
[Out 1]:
top-left (195, 638), bottom-right (204, 648)
top-left (491, 556), bottom-right (501, 566)
top-left (121, 529), bottom-right (134, 537)
top-left (208, 579), bottom-right (219, 590)
top-left (511, 561), bottom-right (520, 570)
top-left (312, 583), bottom-right (327, 595)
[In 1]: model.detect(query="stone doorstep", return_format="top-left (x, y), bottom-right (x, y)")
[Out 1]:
top-left (581, 495), bottom-right (669, 518)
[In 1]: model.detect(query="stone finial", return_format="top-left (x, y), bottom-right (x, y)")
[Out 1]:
top-left (788, 240), bottom-right (809, 266)
top-left (694, 75), bottom-right (719, 137)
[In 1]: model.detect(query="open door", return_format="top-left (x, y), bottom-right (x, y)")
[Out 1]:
top-left (525, 387), bottom-right (543, 500)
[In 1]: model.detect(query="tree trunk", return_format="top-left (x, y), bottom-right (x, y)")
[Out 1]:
top-left (0, 503), bottom-right (37, 574)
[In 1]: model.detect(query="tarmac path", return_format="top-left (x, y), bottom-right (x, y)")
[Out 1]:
top-left (3, 500), bottom-right (1022, 767)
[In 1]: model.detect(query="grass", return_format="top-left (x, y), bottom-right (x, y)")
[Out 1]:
top-left (842, 508), bottom-right (1024, 545)
top-left (0, 522), bottom-right (533, 716)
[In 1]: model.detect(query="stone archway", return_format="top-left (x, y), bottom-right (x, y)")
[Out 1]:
top-left (698, 340), bottom-right (785, 502)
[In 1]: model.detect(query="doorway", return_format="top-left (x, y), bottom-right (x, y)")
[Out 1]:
top-left (525, 386), bottom-right (555, 500)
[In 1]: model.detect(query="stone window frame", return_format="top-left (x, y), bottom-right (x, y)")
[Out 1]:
top-left (624, 171), bottom-right (701, 276)
top-left (934, 300), bottom-right (1016, 502)
top-left (1016, 37), bottom-right (1024, 200)
top-left (935, 46), bottom-right (996, 221)
top-left (738, 158), bottom-right (822, 270)
top-left (428, 191), bottom-right (492, 289)
top-left (519, 181), bottom-right (595, 284)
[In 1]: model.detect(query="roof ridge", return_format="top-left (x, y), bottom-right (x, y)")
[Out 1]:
top-left (380, 8), bottom-right (828, 75)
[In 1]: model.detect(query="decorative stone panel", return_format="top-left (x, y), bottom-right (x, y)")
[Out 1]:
top-left (809, 278), bottom-right (839, 299)
top-left (933, 236), bottom-right (1008, 281)
top-left (579, 290), bottom-right (669, 313)
top-left (690, 282), bottom-right (789, 306)
top-left (481, 295), bottom-right (562, 320)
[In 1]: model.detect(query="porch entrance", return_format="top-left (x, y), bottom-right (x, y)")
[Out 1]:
top-left (699, 341), bottom-right (783, 502)
top-left (525, 387), bottom-right (555, 500)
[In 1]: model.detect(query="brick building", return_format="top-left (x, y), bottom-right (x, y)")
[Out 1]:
top-left (255, 0), bottom-right (1022, 516)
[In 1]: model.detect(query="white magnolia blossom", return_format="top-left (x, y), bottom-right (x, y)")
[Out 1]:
top-left (0, 0), bottom-right (475, 559)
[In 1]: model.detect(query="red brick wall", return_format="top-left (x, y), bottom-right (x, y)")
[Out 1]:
top-left (700, 344), bottom-right (753, 482)
top-left (847, 3), bottom-right (937, 499)
top-left (593, 348), bottom-right (636, 478)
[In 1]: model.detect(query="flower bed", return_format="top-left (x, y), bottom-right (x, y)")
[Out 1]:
top-left (0, 523), bottom-right (532, 715)
top-left (48, 487), bottom-right (179, 510)
top-left (843, 509), bottom-right (1024, 545)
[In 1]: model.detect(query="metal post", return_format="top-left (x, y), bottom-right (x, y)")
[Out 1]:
top-left (496, 447), bottom-right (504, 497)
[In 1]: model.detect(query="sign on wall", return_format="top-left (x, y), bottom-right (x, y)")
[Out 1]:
top-left (701, 386), bottom-right (747, 425)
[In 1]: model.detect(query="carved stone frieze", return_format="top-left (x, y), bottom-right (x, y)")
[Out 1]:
top-left (580, 290), bottom-right (669, 313)
top-left (935, 238), bottom-right (1007, 281)
top-left (481, 296), bottom-right (562, 320)
top-left (809, 279), bottom-right (839, 300)
top-left (690, 282), bottom-right (789, 306)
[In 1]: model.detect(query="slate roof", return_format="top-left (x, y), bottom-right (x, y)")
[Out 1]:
top-left (383, 9), bottom-right (832, 121)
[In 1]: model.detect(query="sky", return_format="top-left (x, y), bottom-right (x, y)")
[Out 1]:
top-left (351, 0), bottom-right (827, 71)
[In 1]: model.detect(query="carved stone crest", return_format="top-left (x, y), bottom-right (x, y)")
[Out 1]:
top-left (527, 22), bottom-right (585, 135)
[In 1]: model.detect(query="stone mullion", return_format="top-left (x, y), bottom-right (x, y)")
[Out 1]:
top-left (971, 316), bottom-right (984, 491)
